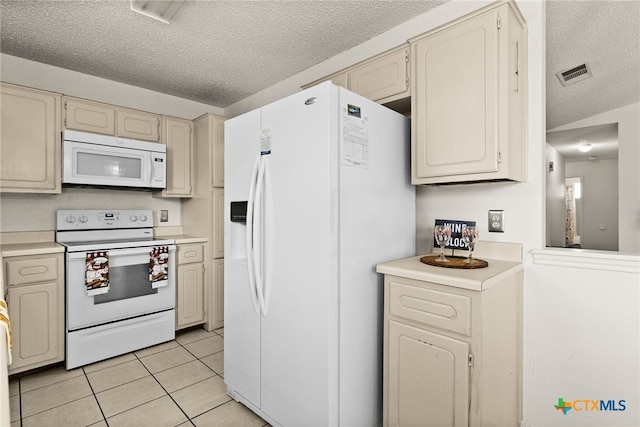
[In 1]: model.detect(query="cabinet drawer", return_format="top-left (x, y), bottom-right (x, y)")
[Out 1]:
top-left (178, 244), bottom-right (204, 264)
top-left (6, 256), bottom-right (59, 286)
top-left (388, 278), bottom-right (471, 336)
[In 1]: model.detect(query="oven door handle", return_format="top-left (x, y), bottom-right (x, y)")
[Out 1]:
top-left (67, 246), bottom-right (176, 260)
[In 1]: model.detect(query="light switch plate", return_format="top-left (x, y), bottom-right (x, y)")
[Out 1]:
top-left (160, 210), bottom-right (169, 222)
top-left (488, 210), bottom-right (504, 232)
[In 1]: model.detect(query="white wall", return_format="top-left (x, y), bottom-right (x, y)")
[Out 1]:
top-left (549, 102), bottom-right (640, 254)
top-left (0, 53), bottom-right (224, 232)
top-left (566, 159), bottom-right (618, 251)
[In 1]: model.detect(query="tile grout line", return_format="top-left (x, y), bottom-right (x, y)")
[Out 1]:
top-left (82, 366), bottom-right (110, 426)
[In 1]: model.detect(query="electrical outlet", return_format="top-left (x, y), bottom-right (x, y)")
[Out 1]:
top-left (488, 210), bottom-right (504, 232)
top-left (160, 210), bottom-right (169, 222)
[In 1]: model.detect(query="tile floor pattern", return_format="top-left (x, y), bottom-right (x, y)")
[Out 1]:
top-left (8, 327), bottom-right (269, 427)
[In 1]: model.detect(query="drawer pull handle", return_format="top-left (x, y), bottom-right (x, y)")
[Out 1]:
top-left (18, 265), bottom-right (49, 277)
top-left (398, 295), bottom-right (458, 320)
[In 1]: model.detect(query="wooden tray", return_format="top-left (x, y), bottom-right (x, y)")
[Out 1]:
top-left (420, 254), bottom-right (488, 269)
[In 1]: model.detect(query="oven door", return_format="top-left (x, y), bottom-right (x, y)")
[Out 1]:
top-left (66, 245), bottom-right (176, 331)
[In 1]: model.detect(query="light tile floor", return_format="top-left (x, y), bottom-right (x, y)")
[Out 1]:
top-left (8, 327), bottom-right (269, 427)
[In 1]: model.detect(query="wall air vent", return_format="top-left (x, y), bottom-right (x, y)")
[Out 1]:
top-left (556, 62), bottom-right (593, 87)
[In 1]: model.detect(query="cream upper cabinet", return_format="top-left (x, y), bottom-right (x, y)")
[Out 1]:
top-left (64, 96), bottom-right (161, 142)
top-left (117, 107), bottom-right (160, 142)
top-left (349, 45), bottom-right (409, 104)
top-left (4, 253), bottom-right (64, 374)
top-left (64, 97), bottom-right (116, 135)
top-left (303, 44), bottom-right (409, 105)
top-left (411, 1), bottom-right (527, 184)
top-left (160, 116), bottom-right (192, 197)
top-left (182, 113), bottom-right (227, 331)
top-left (378, 246), bottom-right (523, 427)
top-left (0, 83), bottom-right (62, 194)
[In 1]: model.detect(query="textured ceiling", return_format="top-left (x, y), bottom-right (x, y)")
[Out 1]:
top-left (0, 0), bottom-right (446, 108)
top-left (1, 0), bottom-right (637, 125)
top-left (546, 0), bottom-right (640, 130)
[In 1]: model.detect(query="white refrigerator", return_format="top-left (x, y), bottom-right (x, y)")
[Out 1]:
top-left (224, 82), bottom-right (415, 427)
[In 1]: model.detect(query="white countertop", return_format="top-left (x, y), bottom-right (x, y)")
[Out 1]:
top-left (376, 254), bottom-right (523, 292)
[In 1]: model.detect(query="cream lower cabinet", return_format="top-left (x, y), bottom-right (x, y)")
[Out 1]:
top-left (410, 1), bottom-right (527, 184)
top-left (378, 251), bottom-right (523, 427)
top-left (0, 83), bottom-right (61, 193)
top-left (176, 243), bottom-right (205, 329)
top-left (4, 253), bottom-right (64, 374)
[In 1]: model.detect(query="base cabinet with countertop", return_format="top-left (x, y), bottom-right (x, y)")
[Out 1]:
top-left (2, 251), bottom-right (64, 375)
top-left (176, 242), bottom-right (205, 329)
top-left (377, 242), bottom-right (523, 426)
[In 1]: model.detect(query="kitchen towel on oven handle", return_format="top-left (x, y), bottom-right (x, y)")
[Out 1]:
top-left (86, 251), bottom-right (110, 296)
top-left (0, 300), bottom-right (12, 364)
top-left (150, 246), bottom-right (169, 289)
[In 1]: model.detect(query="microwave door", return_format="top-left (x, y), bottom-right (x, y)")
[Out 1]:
top-left (63, 140), bottom-right (150, 187)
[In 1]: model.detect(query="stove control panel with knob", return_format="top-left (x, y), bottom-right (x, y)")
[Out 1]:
top-left (56, 209), bottom-right (155, 230)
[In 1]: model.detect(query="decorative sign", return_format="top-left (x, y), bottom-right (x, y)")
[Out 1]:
top-left (434, 219), bottom-right (476, 250)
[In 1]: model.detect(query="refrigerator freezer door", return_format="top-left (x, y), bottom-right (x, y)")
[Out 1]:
top-left (224, 108), bottom-right (262, 408)
top-left (258, 84), bottom-right (338, 426)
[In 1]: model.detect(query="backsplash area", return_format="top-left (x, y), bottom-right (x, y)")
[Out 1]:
top-left (0, 186), bottom-right (181, 232)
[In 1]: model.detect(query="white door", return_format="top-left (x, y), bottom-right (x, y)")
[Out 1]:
top-left (258, 83), bottom-right (338, 426)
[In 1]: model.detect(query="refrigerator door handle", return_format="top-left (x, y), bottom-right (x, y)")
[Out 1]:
top-left (245, 156), bottom-right (260, 314)
top-left (263, 158), bottom-right (274, 315)
top-left (253, 156), bottom-right (268, 316)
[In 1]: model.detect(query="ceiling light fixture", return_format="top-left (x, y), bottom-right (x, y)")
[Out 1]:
top-left (578, 143), bottom-right (593, 153)
top-left (130, 0), bottom-right (185, 24)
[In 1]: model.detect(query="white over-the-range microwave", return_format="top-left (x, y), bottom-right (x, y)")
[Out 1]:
top-left (62, 130), bottom-right (166, 189)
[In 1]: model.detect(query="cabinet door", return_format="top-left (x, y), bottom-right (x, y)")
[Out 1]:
top-left (161, 116), bottom-right (192, 197)
top-left (387, 320), bottom-right (469, 427)
top-left (64, 97), bottom-right (116, 135)
top-left (117, 108), bottom-right (160, 142)
top-left (350, 46), bottom-right (409, 102)
top-left (212, 116), bottom-right (226, 188)
top-left (7, 282), bottom-right (62, 373)
top-left (212, 188), bottom-right (225, 259)
top-left (1, 84), bottom-right (61, 193)
top-left (176, 263), bottom-right (205, 329)
top-left (412, 8), bottom-right (500, 180)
